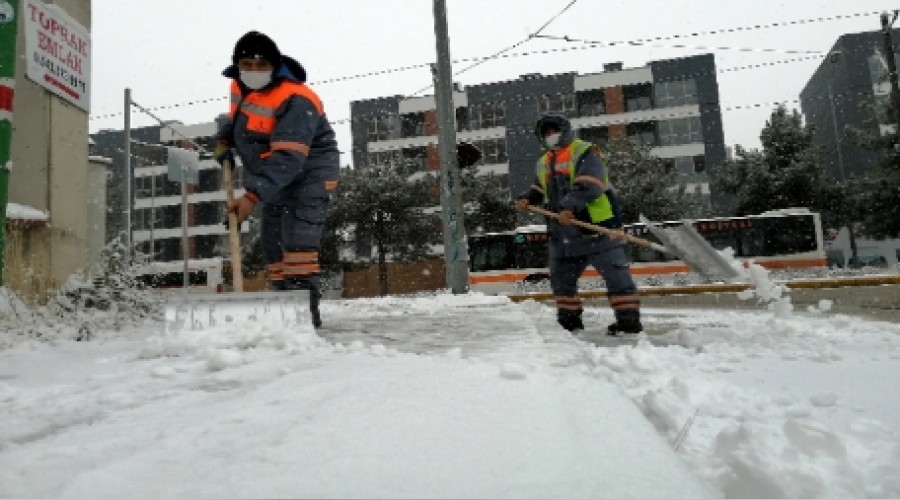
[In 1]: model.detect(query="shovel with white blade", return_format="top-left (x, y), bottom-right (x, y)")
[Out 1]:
top-left (527, 206), bottom-right (741, 282)
top-left (163, 154), bottom-right (313, 335)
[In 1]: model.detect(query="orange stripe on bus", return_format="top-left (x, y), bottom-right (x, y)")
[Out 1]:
top-left (755, 258), bottom-right (827, 269)
top-left (468, 258), bottom-right (827, 285)
top-left (470, 273), bottom-right (532, 284)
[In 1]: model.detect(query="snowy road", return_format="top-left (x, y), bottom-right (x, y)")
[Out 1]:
top-left (1, 292), bottom-right (898, 498)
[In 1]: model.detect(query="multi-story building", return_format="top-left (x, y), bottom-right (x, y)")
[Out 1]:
top-left (90, 122), bottom-right (247, 269)
top-left (800, 28), bottom-right (900, 181)
top-left (350, 53), bottom-right (727, 212)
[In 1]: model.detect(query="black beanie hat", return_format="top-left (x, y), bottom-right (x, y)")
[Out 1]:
top-left (232, 31), bottom-right (282, 66)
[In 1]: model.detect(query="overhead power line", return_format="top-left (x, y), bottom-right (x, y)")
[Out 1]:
top-left (543, 9), bottom-right (885, 47)
top-left (89, 8), bottom-right (880, 123)
top-left (533, 34), bottom-right (825, 56)
top-left (408, 0), bottom-right (580, 96)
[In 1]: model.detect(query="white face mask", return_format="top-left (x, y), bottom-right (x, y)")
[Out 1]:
top-left (544, 133), bottom-right (561, 149)
top-left (240, 70), bottom-right (272, 90)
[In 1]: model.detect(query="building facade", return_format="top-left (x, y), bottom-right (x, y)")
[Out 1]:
top-left (350, 54), bottom-right (727, 213)
top-left (800, 28), bottom-right (900, 181)
top-left (7, 0), bottom-right (97, 296)
top-left (90, 121), bottom-right (247, 270)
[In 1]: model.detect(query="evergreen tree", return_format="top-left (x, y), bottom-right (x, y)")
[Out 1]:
top-left (459, 171), bottom-right (517, 234)
top-left (601, 138), bottom-right (706, 222)
top-left (710, 104), bottom-right (826, 217)
top-left (324, 164), bottom-right (441, 295)
top-left (843, 97), bottom-right (900, 238)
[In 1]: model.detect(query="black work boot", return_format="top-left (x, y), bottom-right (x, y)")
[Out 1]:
top-left (311, 307), bottom-right (322, 329)
top-left (607, 317), bottom-right (643, 336)
top-left (557, 308), bottom-right (584, 332)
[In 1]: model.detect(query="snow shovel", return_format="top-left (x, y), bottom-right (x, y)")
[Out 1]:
top-left (527, 206), bottom-right (741, 282)
top-left (163, 156), bottom-right (312, 335)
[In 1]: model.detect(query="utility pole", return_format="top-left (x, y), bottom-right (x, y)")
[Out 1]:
top-left (124, 87), bottom-right (133, 255)
top-left (880, 11), bottom-right (900, 145)
top-left (432, 0), bottom-right (469, 294)
top-left (0, 0), bottom-right (18, 285)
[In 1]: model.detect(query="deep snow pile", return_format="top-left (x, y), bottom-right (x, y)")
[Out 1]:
top-left (0, 264), bottom-right (898, 497)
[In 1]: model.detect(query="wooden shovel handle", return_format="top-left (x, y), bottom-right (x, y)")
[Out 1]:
top-left (222, 157), bottom-right (244, 292)
top-left (526, 205), bottom-right (667, 252)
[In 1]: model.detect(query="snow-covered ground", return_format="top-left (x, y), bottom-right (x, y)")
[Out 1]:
top-left (1, 278), bottom-right (898, 498)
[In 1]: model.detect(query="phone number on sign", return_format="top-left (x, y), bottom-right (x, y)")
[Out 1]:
top-left (32, 52), bottom-right (87, 93)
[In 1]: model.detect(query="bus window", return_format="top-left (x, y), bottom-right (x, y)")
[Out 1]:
top-left (630, 244), bottom-right (665, 263)
top-left (739, 226), bottom-right (766, 257)
top-left (765, 216), bottom-right (817, 254)
top-left (469, 234), bottom-right (514, 272)
top-left (514, 234), bottom-right (549, 269)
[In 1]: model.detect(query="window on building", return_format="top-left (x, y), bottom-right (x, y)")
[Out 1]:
top-left (195, 201), bottom-right (222, 226)
top-left (653, 78), bottom-right (699, 108)
top-left (367, 114), bottom-right (394, 142)
top-left (152, 175), bottom-right (164, 197)
top-left (134, 208), bottom-right (152, 230)
top-left (456, 107), bottom-right (470, 132)
top-left (472, 138), bottom-right (508, 165)
top-left (198, 169), bottom-right (222, 193)
top-left (537, 93), bottom-right (576, 116)
top-left (401, 112), bottom-right (426, 138)
top-left (137, 241), bottom-right (152, 256)
top-left (576, 89), bottom-right (605, 117)
top-left (135, 144), bottom-right (166, 168)
top-left (693, 155), bottom-right (706, 173)
top-left (657, 117), bottom-right (703, 146)
top-left (470, 102), bottom-right (505, 129)
top-left (156, 239), bottom-right (180, 261)
top-left (158, 205), bottom-right (181, 227)
top-left (368, 149), bottom-right (403, 168)
top-left (624, 84), bottom-right (653, 112)
top-left (135, 176), bottom-right (153, 198)
top-left (154, 175), bottom-right (182, 197)
top-left (401, 147), bottom-right (427, 174)
top-left (626, 122), bottom-right (656, 146)
top-left (578, 126), bottom-right (609, 147)
top-left (195, 235), bottom-right (225, 258)
top-left (673, 157), bottom-right (694, 175)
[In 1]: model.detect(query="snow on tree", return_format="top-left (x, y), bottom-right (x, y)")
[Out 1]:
top-left (601, 138), bottom-right (707, 223)
top-left (711, 104), bottom-right (829, 218)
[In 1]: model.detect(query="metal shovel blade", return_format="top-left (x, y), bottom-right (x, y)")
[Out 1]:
top-left (639, 215), bottom-right (742, 282)
top-left (164, 290), bottom-right (313, 335)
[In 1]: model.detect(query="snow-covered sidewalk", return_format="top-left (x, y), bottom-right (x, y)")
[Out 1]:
top-left (1, 292), bottom-right (898, 498)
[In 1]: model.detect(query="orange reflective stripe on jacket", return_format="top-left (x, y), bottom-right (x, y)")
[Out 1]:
top-left (229, 80), bottom-right (325, 135)
top-left (270, 141), bottom-right (310, 155)
top-left (540, 146), bottom-right (577, 184)
top-left (282, 251), bottom-right (320, 277)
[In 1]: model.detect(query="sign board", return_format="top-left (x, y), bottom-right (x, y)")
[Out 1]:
top-left (167, 147), bottom-right (199, 184)
top-left (23, 0), bottom-right (91, 112)
top-left (0, 1), bottom-right (14, 24)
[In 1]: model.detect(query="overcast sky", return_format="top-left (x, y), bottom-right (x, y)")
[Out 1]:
top-left (88, 0), bottom-right (900, 165)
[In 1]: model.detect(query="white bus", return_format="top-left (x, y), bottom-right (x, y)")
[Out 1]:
top-left (468, 208), bottom-right (826, 294)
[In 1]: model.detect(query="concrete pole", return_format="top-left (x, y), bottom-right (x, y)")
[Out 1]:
top-left (124, 87), bottom-right (133, 255)
top-left (0, 0), bottom-right (18, 285)
top-left (432, 0), bottom-right (469, 294)
top-left (181, 168), bottom-right (189, 290)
